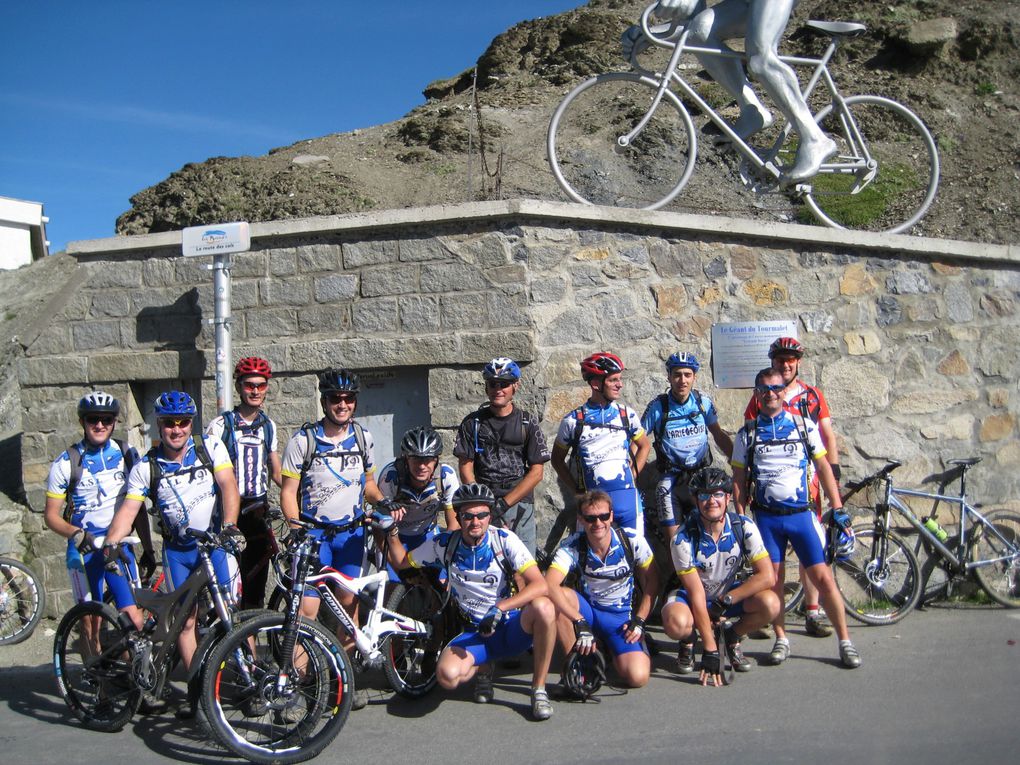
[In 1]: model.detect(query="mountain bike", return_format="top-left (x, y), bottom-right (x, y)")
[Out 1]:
top-left (835, 458), bottom-right (1020, 624)
top-left (200, 512), bottom-right (434, 764)
top-left (547, 2), bottom-right (939, 234)
top-left (53, 529), bottom-right (243, 731)
top-left (0, 556), bottom-right (45, 646)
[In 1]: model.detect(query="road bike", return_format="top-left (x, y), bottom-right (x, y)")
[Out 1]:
top-left (201, 512), bottom-right (434, 764)
top-left (0, 556), bottom-right (45, 645)
top-left (547, 2), bottom-right (939, 234)
top-left (835, 458), bottom-right (1020, 625)
top-left (53, 529), bottom-right (243, 731)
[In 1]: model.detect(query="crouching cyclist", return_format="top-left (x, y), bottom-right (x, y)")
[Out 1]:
top-left (546, 490), bottom-right (658, 690)
top-left (386, 483), bottom-right (556, 721)
top-left (662, 467), bottom-right (780, 686)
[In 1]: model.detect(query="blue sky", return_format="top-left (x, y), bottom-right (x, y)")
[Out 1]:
top-left (1, 1), bottom-right (583, 253)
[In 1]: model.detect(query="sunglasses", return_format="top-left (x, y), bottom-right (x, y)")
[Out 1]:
top-left (85, 415), bottom-right (115, 426)
top-left (242, 381), bottom-right (268, 392)
top-left (485, 379), bottom-right (513, 389)
top-left (325, 392), bottom-right (357, 405)
top-left (580, 511), bottom-right (612, 523)
top-left (159, 417), bottom-right (193, 428)
top-left (458, 511), bottom-right (491, 521)
top-left (696, 491), bottom-right (727, 502)
top-left (755, 383), bottom-right (785, 394)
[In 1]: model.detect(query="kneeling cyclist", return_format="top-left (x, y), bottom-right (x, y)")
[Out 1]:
top-left (661, 467), bottom-right (780, 686)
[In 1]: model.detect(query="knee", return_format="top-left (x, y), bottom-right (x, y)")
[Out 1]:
top-left (436, 654), bottom-right (466, 689)
top-left (529, 596), bottom-right (557, 626)
top-left (619, 657), bottom-right (651, 688)
top-left (662, 604), bottom-right (692, 639)
top-left (746, 51), bottom-right (779, 80)
top-left (759, 590), bottom-right (782, 620)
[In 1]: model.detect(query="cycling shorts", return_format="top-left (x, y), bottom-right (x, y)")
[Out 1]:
top-left (447, 610), bottom-right (532, 665)
top-left (163, 544), bottom-right (233, 592)
top-left (597, 488), bottom-right (644, 537)
top-left (576, 593), bottom-right (645, 657)
top-left (67, 543), bottom-right (138, 610)
top-left (666, 583), bottom-right (746, 618)
top-left (753, 509), bottom-right (827, 568)
top-left (304, 523), bottom-right (366, 597)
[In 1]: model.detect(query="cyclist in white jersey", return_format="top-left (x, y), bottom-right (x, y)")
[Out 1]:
top-left (386, 483), bottom-right (556, 721)
top-left (551, 352), bottom-right (651, 537)
top-left (205, 356), bottom-right (282, 608)
top-left (44, 392), bottom-right (154, 629)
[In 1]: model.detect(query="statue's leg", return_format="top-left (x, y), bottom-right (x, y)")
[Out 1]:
top-left (689, 0), bottom-right (772, 139)
top-left (745, 0), bottom-right (834, 180)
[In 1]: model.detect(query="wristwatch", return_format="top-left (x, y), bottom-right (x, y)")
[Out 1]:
top-left (720, 594), bottom-right (734, 608)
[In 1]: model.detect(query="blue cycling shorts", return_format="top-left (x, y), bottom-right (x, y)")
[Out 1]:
top-left (67, 543), bottom-right (138, 610)
top-left (447, 610), bottom-right (532, 665)
top-left (576, 593), bottom-right (645, 657)
top-left (753, 509), bottom-right (827, 568)
top-left (163, 544), bottom-right (233, 591)
top-left (666, 584), bottom-right (746, 618)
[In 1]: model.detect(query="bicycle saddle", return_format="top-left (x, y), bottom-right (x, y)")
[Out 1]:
top-left (947, 457), bottom-right (982, 467)
top-left (805, 20), bottom-right (867, 38)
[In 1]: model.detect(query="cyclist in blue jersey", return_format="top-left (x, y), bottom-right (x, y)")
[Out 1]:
top-left (551, 352), bottom-right (651, 537)
top-left (386, 483), bottom-right (556, 721)
top-left (642, 351), bottom-right (733, 540)
top-left (205, 356), bottom-right (282, 608)
top-left (731, 368), bottom-right (860, 669)
top-left (44, 392), bottom-right (155, 629)
top-left (546, 490), bottom-right (658, 689)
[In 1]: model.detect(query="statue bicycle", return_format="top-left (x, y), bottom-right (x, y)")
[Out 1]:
top-left (547, 3), bottom-right (940, 234)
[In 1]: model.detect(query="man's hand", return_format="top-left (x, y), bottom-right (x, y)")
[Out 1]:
top-left (71, 528), bottom-right (99, 555)
top-left (220, 524), bottom-right (247, 555)
top-left (477, 606), bottom-right (505, 637)
top-left (620, 24), bottom-right (649, 62)
top-left (831, 509), bottom-right (852, 530)
top-left (700, 649), bottom-right (723, 687)
top-left (491, 497), bottom-right (510, 523)
top-left (573, 618), bottom-right (596, 654)
top-left (103, 544), bottom-right (128, 574)
top-left (622, 616), bottom-right (645, 643)
top-left (139, 550), bottom-right (157, 582)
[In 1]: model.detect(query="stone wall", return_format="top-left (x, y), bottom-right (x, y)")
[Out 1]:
top-left (14, 200), bottom-right (1020, 613)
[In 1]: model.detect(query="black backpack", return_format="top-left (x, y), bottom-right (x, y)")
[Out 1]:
top-left (146, 436), bottom-right (216, 505)
top-left (740, 413), bottom-right (812, 496)
top-left (63, 439), bottom-right (135, 523)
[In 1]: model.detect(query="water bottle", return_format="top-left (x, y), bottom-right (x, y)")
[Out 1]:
top-left (923, 517), bottom-right (949, 543)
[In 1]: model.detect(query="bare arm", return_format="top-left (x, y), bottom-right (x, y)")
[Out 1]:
top-left (503, 462), bottom-right (545, 507)
top-left (813, 455), bottom-right (842, 510)
top-left (268, 451), bottom-right (283, 488)
top-left (281, 475), bottom-right (301, 525)
top-left (632, 561), bottom-right (659, 623)
top-left (496, 562), bottom-right (548, 612)
top-left (544, 564), bottom-right (582, 621)
top-left (458, 456), bottom-right (476, 484)
top-left (731, 465), bottom-right (749, 514)
top-left (550, 443), bottom-right (576, 493)
top-left (709, 422), bottom-right (734, 461)
top-left (216, 467), bottom-right (241, 526)
top-left (818, 416), bottom-right (840, 466)
top-left (728, 553), bottom-right (775, 603)
top-left (679, 569), bottom-right (717, 652)
top-left (632, 433), bottom-right (652, 477)
top-left (44, 496), bottom-right (81, 540)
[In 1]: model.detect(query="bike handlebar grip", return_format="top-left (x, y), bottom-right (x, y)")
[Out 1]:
top-left (369, 511), bottom-right (395, 532)
top-left (640, 2), bottom-right (682, 48)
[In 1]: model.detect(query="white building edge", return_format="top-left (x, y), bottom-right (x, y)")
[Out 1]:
top-left (0, 195), bottom-right (49, 270)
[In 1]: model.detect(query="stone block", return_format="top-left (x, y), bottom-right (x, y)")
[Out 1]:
top-left (844, 330), bottom-right (881, 355)
top-left (652, 284), bottom-right (689, 317)
top-left (421, 262), bottom-right (487, 293)
top-left (314, 274), bottom-right (358, 303)
top-left (886, 271), bottom-right (932, 295)
top-left (440, 293), bottom-right (487, 330)
top-left (297, 243), bottom-right (342, 273)
top-left (487, 264), bottom-right (527, 284)
top-left (704, 257), bottom-right (727, 278)
top-left (71, 320), bottom-right (122, 352)
top-left (840, 263), bottom-right (878, 296)
top-left (996, 441), bottom-right (1020, 467)
top-left (531, 276), bottom-right (566, 304)
top-left (343, 239), bottom-right (399, 268)
top-left (788, 273), bottom-right (837, 305)
top-left (486, 291), bottom-right (529, 328)
top-left (543, 307), bottom-right (599, 346)
top-left (650, 240), bottom-right (701, 278)
top-left (89, 292), bottom-right (132, 318)
top-left (58, 292), bottom-right (91, 321)
top-left (88, 350), bottom-right (206, 383)
top-left (696, 286), bottom-right (723, 307)
top-left (799, 311), bottom-right (833, 334)
top-left (980, 414), bottom-right (1015, 442)
top-left (892, 388), bottom-right (979, 415)
top-left (399, 237), bottom-right (452, 262)
top-left (937, 350), bottom-right (970, 376)
top-left (399, 296), bottom-right (442, 333)
top-left (459, 331), bottom-right (533, 364)
top-left (742, 279), bottom-right (788, 307)
top-left (131, 286), bottom-right (198, 314)
top-left (260, 277), bottom-right (312, 306)
top-left (142, 259), bottom-right (177, 287)
top-left (526, 245), bottom-right (573, 272)
top-left (231, 252), bottom-right (267, 278)
top-left (361, 265), bottom-right (418, 297)
top-left (988, 388), bottom-right (1009, 409)
top-left (979, 291), bottom-right (1015, 317)
top-left (672, 314), bottom-right (713, 342)
top-left (876, 296), bottom-right (902, 326)
top-left (19, 356), bottom-right (88, 386)
top-left (920, 414), bottom-right (974, 441)
top-left (545, 388), bottom-right (586, 424)
top-left (449, 233), bottom-right (512, 268)
top-left (618, 244), bottom-right (650, 267)
top-left (296, 304), bottom-right (352, 334)
top-left (730, 246), bottom-right (757, 279)
top-left (906, 297), bottom-right (941, 322)
top-left (25, 324), bottom-right (71, 357)
top-left (570, 264), bottom-right (607, 288)
top-left (944, 282), bottom-right (974, 323)
top-left (231, 280), bottom-right (259, 309)
top-left (269, 248), bottom-right (297, 276)
top-left (247, 309), bottom-right (299, 338)
top-left (902, 17), bottom-right (958, 56)
top-left (601, 317), bottom-right (655, 344)
top-left (820, 359), bottom-right (890, 418)
top-left (174, 257), bottom-right (213, 285)
top-left (130, 315), bottom-right (202, 349)
top-left (352, 298), bottom-right (399, 333)
top-left (84, 260), bottom-right (143, 289)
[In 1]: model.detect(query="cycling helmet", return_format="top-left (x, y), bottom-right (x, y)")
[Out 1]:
top-left (234, 356), bottom-right (272, 379)
top-left (154, 390), bottom-right (197, 418)
top-left (580, 352), bottom-right (625, 381)
top-left (688, 467), bottom-right (734, 496)
top-left (318, 368), bottom-right (360, 394)
top-left (77, 391), bottom-right (120, 418)
top-left (834, 526), bottom-right (856, 562)
top-left (400, 426), bottom-right (443, 459)
top-left (482, 357), bottom-right (521, 382)
top-left (452, 483), bottom-right (496, 509)
top-left (561, 649), bottom-right (606, 701)
top-left (769, 337), bottom-right (804, 359)
top-left (665, 351), bottom-right (700, 373)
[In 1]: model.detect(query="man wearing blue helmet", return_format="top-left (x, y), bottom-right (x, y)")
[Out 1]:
top-left (641, 351), bottom-right (733, 541)
top-left (454, 357), bottom-right (550, 555)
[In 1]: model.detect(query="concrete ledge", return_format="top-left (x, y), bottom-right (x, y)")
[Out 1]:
top-left (67, 199), bottom-right (1019, 266)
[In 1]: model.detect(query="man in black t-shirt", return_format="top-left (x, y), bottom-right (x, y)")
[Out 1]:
top-left (453, 358), bottom-right (551, 554)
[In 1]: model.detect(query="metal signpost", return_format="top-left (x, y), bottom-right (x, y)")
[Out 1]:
top-left (181, 221), bottom-right (251, 413)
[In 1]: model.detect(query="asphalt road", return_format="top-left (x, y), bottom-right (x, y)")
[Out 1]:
top-left (2, 605), bottom-right (1018, 765)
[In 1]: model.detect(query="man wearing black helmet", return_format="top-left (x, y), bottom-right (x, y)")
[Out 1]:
top-left (455, 357), bottom-right (551, 555)
top-left (662, 467), bottom-right (779, 684)
top-left (386, 482), bottom-right (557, 721)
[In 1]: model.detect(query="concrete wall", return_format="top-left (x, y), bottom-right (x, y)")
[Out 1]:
top-left (14, 200), bottom-right (1020, 613)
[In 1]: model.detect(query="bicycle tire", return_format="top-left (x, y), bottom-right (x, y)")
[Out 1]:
top-left (804, 95), bottom-right (939, 234)
top-left (201, 611), bottom-right (353, 765)
top-left (548, 71), bottom-right (697, 210)
top-left (833, 528), bottom-right (921, 625)
top-left (0, 557), bottom-right (45, 645)
top-left (383, 581), bottom-right (445, 699)
top-left (53, 601), bottom-right (140, 731)
top-left (970, 510), bottom-right (1020, 608)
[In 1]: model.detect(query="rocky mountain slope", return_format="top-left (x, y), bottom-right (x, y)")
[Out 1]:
top-left (115, 0), bottom-right (1020, 244)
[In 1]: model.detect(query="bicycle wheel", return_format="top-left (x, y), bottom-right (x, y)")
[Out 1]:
top-left (202, 612), bottom-right (353, 765)
top-left (804, 95), bottom-right (939, 234)
top-left (781, 542), bottom-right (805, 614)
top-left (0, 557), bottom-right (45, 645)
top-left (970, 510), bottom-right (1020, 608)
top-left (548, 72), bottom-right (697, 209)
top-left (833, 528), bottom-right (921, 625)
top-left (53, 601), bottom-right (140, 731)
top-left (383, 581), bottom-right (445, 698)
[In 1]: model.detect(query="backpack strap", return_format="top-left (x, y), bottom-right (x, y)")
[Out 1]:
top-left (63, 444), bottom-right (84, 523)
top-left (299, 422), bottom-right (317, 484)
top-left (219, 410), bottom-right (238, 464)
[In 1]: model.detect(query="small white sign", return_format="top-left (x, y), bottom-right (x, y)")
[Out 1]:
top-left (182, 221), bottom-right (251, 257)
top-left (711, 320), bottom-right (798, 388)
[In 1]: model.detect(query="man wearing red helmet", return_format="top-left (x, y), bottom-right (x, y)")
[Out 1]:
top-left (744, 337), bottom-right (841, 639)
top-left (205, 357), bottom-right (282, 609)
top-left (551, 352), bottom-right (651, 537)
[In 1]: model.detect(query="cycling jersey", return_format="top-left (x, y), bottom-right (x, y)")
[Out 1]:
top-left (205, 410), bottom-right (278, 498)
top-left (46, 439), bottom-right (138, 534)
top-left (407, 527), bottom-right (535, 624)
top-left (641, 391), bottom-right (719, 470)
top-left (125, 436), bottom-right (233, 547)
top-left (555, 401), bottom-right (644, 492)
top-left (280, 420), bottom-right (376, 525)
top-left (730, 411), bottom-right (826, 514)
top-left (549, 527), bottom-right (653, 612)
top-left (377, 461), bottom-right (459, 538)
top-left (671, 513), bottom-right (769, 600)
top-left (453, 405), bottom-right (550, 501)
